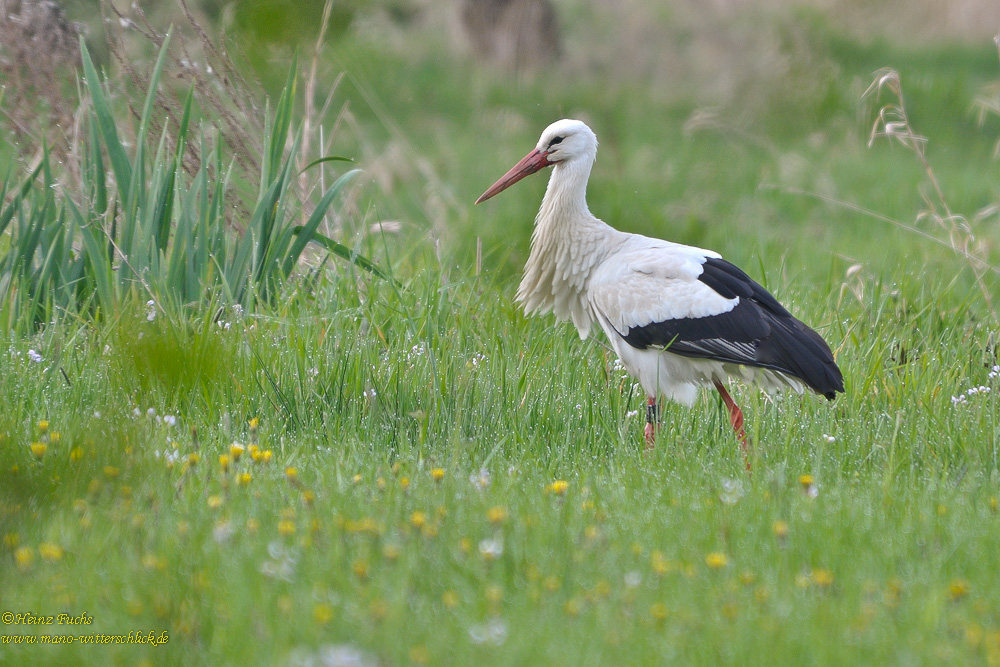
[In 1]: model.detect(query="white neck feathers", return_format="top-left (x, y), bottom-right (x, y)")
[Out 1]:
top-left (516, 158), bottom-right (619, 338)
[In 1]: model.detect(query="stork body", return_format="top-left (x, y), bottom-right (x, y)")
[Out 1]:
top-left (476, 119), bottom-right (843, 463)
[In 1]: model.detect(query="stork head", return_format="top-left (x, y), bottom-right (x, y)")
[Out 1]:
top-left (475, 119), bottom-right (598, 204)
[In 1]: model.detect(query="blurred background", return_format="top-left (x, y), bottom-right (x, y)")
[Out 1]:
top-left (3, 0), bottom-right (999, 288)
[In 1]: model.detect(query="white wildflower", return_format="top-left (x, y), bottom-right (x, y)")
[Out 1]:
top-left (468, 617), bottom-right (508, 646)
top-left (478, 538), bottom-right (504, 559)
top-left (470, 468), bottom-right (492, 490)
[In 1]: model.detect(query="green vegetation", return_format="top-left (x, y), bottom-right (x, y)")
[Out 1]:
top-left (1, 4), bottom-right (1000, 665)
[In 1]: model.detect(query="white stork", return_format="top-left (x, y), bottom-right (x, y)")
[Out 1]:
top-left (475, 119), bottom-right (843, 466)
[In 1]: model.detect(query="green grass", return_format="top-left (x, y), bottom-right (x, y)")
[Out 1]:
top-left (3, 7), bottom-right (1000, 666)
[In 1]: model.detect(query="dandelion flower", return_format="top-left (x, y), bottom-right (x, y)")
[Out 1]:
top-left (219, 454), bottom-right (231, 472)
top-left (812, 569), bottom-right (834, 587)
top-left (249, 417), bottom-right (260, 431)
top-left (14, 546), bottom-right (34, 570)
top-left (237, 472), bottom-right (252, 486)
top-left (38, 542), bottom-right (63, 562)
top-left (949, 579), bottom-right (971, 601)
top-left (410, 511), bottom-right (427, 529)
top-left (798, 474), bottom-right (818, 497)
top-left (409, 646), bottom-right (430, 665)
top-left (546, 480), bottom-right (569, 495)
top-left (278, 520), bottom-right (296, 537)
top-left (705, 552), bottom-right (728, 570)
top-left (230, 443), bottom-right (245, 461)
top-left (37, 420), bottom-right (49, 433)
top-left (285, 467), bottom-right (299, 482)
top-left (650, 550), bottom-right (671, 575)
top-left (30, 442), bottom-right (47, 459)
top-left (487, 506), bottom-right (508, 524)
top-left (430, 468), bottom-right (445, 482)
top-left (313, 603), bottom-right (334, 625)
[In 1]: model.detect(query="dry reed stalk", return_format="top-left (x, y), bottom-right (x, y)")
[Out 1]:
top-left (864, 67), bottom-right (997, 318)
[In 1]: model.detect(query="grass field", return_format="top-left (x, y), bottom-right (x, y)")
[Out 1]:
top-left (2, 3), bottom-right (1000, 665)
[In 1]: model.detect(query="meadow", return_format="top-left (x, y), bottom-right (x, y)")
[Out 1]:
top-left (2, 2), bottom-right (1000, 665)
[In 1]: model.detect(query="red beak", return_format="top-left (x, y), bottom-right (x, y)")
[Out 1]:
top-left (475, 148), bottom-right (552, 204)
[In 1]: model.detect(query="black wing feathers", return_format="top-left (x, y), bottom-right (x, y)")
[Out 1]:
top-left (621, 258), bottom-right (844, 399)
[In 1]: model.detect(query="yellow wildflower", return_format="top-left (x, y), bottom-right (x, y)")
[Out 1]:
top-left (546, 480), bottom-right (569, 495)
top-left (219, 454), bottom-right (231, 472)
top-left (38, 420), bottom-right (49, 433)
top-left (949, 579), bottom-right (970, 601)
top-left (410, 511), bottom-right (427, 529)
top-left (705, 552), bottom-right (728, 570)
top-left (230, 443), bottom-right (245, 461)
top-left (38, 542), bottom-right (63, 562)
top-left (352, 558), bottom-right (369, 579)
top-left (772, 520), bottom-right (790, 540)
top-left (278, 520), bottom-right (296, 536)
top-left (285, 467), bottom-right (298, 482)
top-left (812, 569), bottom-right (834, 588)
top-left (103, 466), bottom-right (120, 479)
top-left (69, 446), bottom-right (83, 462)
top-left (409, 646), bottom-right (430, 665)
top-left (30, 442), bottom-right (47, 459)
top-left (236, 472), bottom-right (252, 486)
top-left (207, 495), bottom-right (222, 509)
top-left (431, 468), bottom-right (445, 482)
top-left (484, 584), bottom-right (503, 604)
top-left (248, 417), bottom-right (260, 431)
top-left (14, 546), bottom-right (34, 571)
top-left (487, 506), bottom-right (508, 524)
top-left (313, 603), bottom-right (333, 625)
top-left (442, 591), bottom-right (459, 609)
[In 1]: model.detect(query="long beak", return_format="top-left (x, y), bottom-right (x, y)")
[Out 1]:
top-left (475, 148), bottom-right (552, 204)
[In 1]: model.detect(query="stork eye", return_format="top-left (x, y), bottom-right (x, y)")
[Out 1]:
top-left (548, 136), bottom-right (564, 148)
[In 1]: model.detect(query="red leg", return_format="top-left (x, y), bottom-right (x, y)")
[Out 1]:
top-left (643, 396), bottom-right (658, 450)
top-left (714, 381), bottom-right (752, 471)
